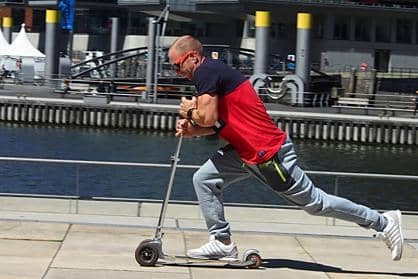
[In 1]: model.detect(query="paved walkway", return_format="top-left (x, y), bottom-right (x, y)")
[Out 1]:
top-left (1, 198), bottom-right (417, 279)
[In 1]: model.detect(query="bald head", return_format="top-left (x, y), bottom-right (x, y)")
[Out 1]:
top-left (169, 35), bottom-right (204, 57)
top-left (168, 35), bottom-right (206, 80)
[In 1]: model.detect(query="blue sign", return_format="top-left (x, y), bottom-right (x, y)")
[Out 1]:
top-left (58, 0), bottom-right (74, 30)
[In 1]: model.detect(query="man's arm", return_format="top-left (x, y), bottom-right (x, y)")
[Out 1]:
top-left (175, 119), bottom-right (216, 137)
top-left (179, 94), bottom-right (218, 127)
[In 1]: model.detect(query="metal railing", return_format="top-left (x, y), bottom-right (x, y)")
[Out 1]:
top-left (0, 156), bottom-right (417, 213)
top-left (332, 92), bottom-right (417, 115)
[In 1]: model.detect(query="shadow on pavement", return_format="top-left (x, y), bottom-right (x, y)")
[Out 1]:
top-left (263, 258), bottom-right (418, 277)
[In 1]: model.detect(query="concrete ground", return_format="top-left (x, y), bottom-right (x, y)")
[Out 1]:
top-left (0, 198), bottom-right (417, 279)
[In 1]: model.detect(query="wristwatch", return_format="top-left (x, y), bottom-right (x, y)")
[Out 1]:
top-left (187, 108), bottom-right (196, 120)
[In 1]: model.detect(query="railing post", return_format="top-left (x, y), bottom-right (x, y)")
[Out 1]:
top-left (146, 17), bottom-right (156, 102)
top-left (75, 165), bottom-right (80, 214)
top-left (332, 176), bottom-right (340, 225)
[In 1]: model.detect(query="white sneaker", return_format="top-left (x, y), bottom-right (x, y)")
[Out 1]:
top-left (375, 210), bottom-right (404, 261)
top-left (187, 235), bottom-right (238, 260)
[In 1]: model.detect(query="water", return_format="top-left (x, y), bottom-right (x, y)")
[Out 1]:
top-left (0, 122), bottom-right (417, 211)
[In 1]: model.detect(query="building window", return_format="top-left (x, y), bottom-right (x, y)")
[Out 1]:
top-left (30, 10), bottom-right (45, 33)
top-left (244, 18), bottom-right (255, 38)
top-left (75, 10), bottom-right (113, 35)
top-left (271, 22), bottom-right (287, 39)
top-left (396, 19), bottom-right (412, 44)
top-left (416, 21), bottom-right (418, 44)
top-left (375, 20), bottom-right (390, 42)
top-left (333, 16), bottom-right (349, 40)
top-left (195, 22), bottom-right (208, 38)
top-left (10, 8), bottom-right (24, 32)
top-left (313, 15), bottom-right (324, 39)
top-left (128, 13), bottom-right (147, 35)
top-left (355, 17), bottom-right (370, 41)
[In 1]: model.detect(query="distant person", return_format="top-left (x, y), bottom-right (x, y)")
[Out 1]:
top-left (62, 79), bottom-right (71, 94)
top-left (323, 57), bottom-right (330, 72)
top-left (287, 60), bottom-right (295, 71)
top-left (169, 35), bottom-right (404, 261)
top-left (16, 58), bottom-right (22, 71)
top-left (1, 64), bottom-right (9, 78)
top-left (96, 81), bottom-right (106, 93)
top-left (287, 54), bottom-right (295, 71)
top-left (360, 62), bottom-right (368, 71)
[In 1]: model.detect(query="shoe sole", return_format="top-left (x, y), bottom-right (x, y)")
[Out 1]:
top-left (394, 210), bottom-right (404, 261)
top-left (186, 254), bottom-right (239, 261)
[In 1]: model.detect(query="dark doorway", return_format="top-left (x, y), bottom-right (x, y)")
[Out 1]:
top-left (374, 49), bottom-right (390, 72)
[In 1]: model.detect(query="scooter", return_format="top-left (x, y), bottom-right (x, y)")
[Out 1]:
top-left (135, 136), bottom-right (262, 268)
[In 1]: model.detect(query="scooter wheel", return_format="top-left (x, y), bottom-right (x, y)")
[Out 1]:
top-left (138, 239), bottom-right (153, 246)
top-left (245, 253), bottom-right (262, 269)
top-left (135, 242), bottom-right (159, 266)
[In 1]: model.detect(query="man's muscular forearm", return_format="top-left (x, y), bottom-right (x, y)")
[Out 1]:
top-left (176, 119), bottom-right (216, 137)
top-left (189, 123), bottom-right (217, 137)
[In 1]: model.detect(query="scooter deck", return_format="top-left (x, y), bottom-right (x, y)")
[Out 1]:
top-left (158, 255), bottom-right (259, 268)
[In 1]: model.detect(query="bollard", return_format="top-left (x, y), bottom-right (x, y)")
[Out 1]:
top-left (353, 126), bottom-right (359, 142)
top-left (160, 114), bottom-right (167, 130)
top-left (146, 113), bottom-right (152, 129)
top-left (111, 111), bottom-right (117, 127)
top-left (14, 105), bottom-right (20, 121)
top-left (153, 114), bottom-right (159, 129)
top-left (254, 11), bottom-right (270, 75)
top-left (338, 124), bottom-right (344, 141)
top-left (345, 125), bottom-right (351, 141)
top-left (300, 123), bottom-right (306, 139)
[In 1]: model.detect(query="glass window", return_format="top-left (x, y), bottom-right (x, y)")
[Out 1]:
top-left (245, 19), bottom-right (255, 38)
top-left (416, 21), bottom-right (418, 44)
top-left (355, 17), bottom-right (370, 41)
top-left (396, 19), bottom-right (412, 44)
top-left (31, 10), bottom-right (45, 33)
top-left (128, 13), bottom-right (147, 35)
top-left (74, 9), bottom-right (127, 35)
top-left (11, 8), bottom-right (24, 32)
top-left (375, 20), bottom-right (391, 43)
top-left (271, 22), bottom-right (287, 39)
top-left (313, 15), bottom-right (324, 39)
top-left (333, 16), bottom-right (349, 40)
top-left (75, 10), bottom-right (110, 34)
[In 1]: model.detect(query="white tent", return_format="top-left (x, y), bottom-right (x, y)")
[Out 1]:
top-left (0, 29), bottom-right (13, 74)
top-left (4, 24), bottom-right (46, 83)
top-left (9, 24), bottom-right (45, 58)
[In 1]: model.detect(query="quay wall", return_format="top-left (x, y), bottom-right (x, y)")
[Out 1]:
top-left (0, 98), bottom-right (417, 145)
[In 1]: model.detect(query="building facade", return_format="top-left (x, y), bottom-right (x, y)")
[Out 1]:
top-left (1, 0), bottom-right (417, 72)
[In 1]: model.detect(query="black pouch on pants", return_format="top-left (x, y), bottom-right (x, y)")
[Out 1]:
top-left (256, 157), bottom-right (295, 192)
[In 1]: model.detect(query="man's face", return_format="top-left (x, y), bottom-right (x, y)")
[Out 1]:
top-left (168, 49), bottom-right (195, 80)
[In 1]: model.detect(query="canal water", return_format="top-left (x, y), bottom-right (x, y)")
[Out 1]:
top-left (0, 122), bottom-right (417, 211)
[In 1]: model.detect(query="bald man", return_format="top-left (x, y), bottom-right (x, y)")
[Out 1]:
top-left (168, 35), bottom-right (403, 261)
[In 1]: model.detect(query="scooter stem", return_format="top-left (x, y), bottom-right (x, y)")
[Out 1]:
top-left (154, 135), bottom-right (183, 240)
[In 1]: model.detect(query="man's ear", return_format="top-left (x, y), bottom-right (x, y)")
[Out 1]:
top-left (193, 54), bottom-right (201, 64)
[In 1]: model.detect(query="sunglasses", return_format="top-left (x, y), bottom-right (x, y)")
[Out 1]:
top-left (172, 51), bottom-right (195, 72)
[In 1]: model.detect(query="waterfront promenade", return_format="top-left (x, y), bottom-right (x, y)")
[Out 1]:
top-left (0, 83), bottom-right (417, 278)
top-left (1, 198), bottom-right (418, 278)
top-left (0, 82), bottom-right (416, 118)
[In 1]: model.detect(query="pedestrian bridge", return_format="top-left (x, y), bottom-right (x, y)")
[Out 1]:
top-left (69, 45), bottom-right (265, 81)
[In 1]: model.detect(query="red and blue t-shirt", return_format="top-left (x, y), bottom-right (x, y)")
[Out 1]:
top-left (192, 58), bottom-right (287, 164)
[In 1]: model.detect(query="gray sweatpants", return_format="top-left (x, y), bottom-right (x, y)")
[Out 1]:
top-left (192, 136), bottom-right (387, 241)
